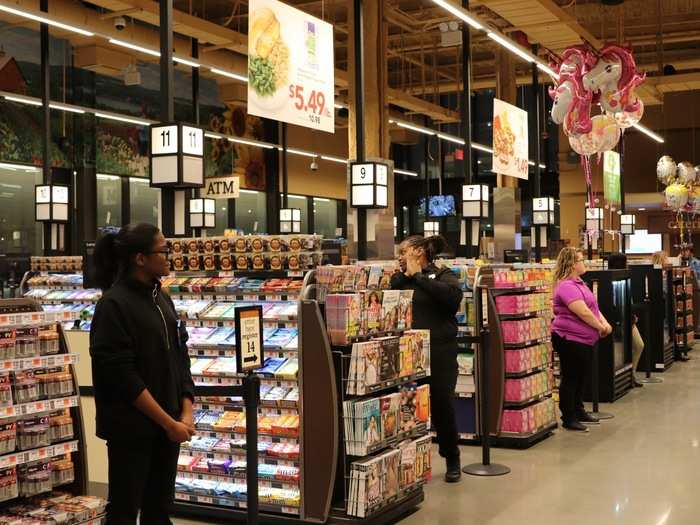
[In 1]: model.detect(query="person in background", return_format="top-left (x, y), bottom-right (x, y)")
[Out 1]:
top-left (681, 246), bottom-right (700, 339)
top-left (631, 315), bottom-right (645, 388)
top-left (90, 224), bottom-right (195, 525)
top-left (551, 248), bottom-right (613, 432)
top-left (391, 235), bottom-right (463, 482)
top-left (652, 250), bottom-right (669, 268)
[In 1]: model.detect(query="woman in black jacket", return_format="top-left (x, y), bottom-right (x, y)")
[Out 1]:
top-left (90, 224), bottom-right (195, 525)
top-left (391, 235), bottom-right (463, 482)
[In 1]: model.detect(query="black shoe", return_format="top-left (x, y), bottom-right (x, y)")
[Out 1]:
top-left (576, 411), bottom-right (600, 424)
top-left (562, 420), bottom-right (590, 432)
top-left (444, 457), bottom-right (462, 483)
top-left (633, 380), bottom-right (643, 388)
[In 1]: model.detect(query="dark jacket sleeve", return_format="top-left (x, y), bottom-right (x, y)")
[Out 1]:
top-left (390, 271), bottom-right (409, 289)
top-left (89, 298), bottom-right (146, 404)
top-left (166, 294), bottom-right (195, 402)
top-left (412, 269), bottom-right (463, 316)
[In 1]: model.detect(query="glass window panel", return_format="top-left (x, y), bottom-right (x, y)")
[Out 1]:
top-left (236, 190), bottom-right (267, 234)
top-left (96, 174), bottom-right (122, 229)
top-left (313, 197), bottom-right (337, 238)
top-left (0, 167), bottom-right (43, 254)
top-left (129, 177), bottom-right (160, 227)
top-left (287, 195), bottom-right (308, 234)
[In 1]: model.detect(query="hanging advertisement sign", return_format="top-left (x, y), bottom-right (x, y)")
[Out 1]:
top-left (603, 150), bottom-right (621, 205)
top-left (492, 98), bottom-right (529, 180)
top-left (247, 0), bottom-right (335, 133)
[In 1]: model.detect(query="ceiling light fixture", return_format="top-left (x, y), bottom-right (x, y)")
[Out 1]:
top-left (437, 133), bottom-right (465, 145)
top-left (284, 148), bottom-right (317, 158)
top-left (49, 103), bottom-right (85, 114)
top-left (227, 137), bottom-right (275, 149)
top-left (108, 38), bottom-right (160, 57)
top-left (4, 94), bottom-right (41, 106)
top-left (487, 31), bottom-right (535, 63)
top-left (392, 120), bottom-right (436, 136)
top-left (536, 62), bottom-right (560, 80)
top-left (173, 56), bottom-right (201, 68)
top-left (472, 142), bottom-right (494, 154)
top-left (395, 169), bottom-right (419, 177)
top-left (210, 68), bottom-right (248, 83)
top-left (430, 0), bottom-right (483, 30)
top-left (94, 112), bottom-right (150, 126)
top-left (321, 155), bottom-right (348, 164)
top-left (631, 123), bottom-right (664, 143)
top-left (0, 4), bottom-right (95, 36)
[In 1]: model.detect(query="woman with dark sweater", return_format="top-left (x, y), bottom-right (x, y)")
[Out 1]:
top-left (90, 224), bottom-right (195, 525)
top-left (391, 235), bottom-right (463, 482)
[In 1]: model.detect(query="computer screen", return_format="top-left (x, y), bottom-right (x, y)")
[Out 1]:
top-left (419, 195), bottom-right (456, 217)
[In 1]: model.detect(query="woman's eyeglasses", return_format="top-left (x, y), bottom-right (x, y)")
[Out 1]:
top-left (148, 248), bottom-right (171, 256)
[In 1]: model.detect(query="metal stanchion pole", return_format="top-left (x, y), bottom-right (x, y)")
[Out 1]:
top-left (244, 374), bottom-right (260, 525)
top-left (640, 277), bottom-right (662, 384)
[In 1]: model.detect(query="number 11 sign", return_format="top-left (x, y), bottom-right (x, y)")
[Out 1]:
top-left (149, 123), bottom-right (205, 189)
top-left (235, 305), bottom-right (264, 374)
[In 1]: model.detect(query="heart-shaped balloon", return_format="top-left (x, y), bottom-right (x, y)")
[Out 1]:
top-left (657, 156), bottom-right (677, 186)
top-left (677, 161), bottom-right (696, 185)
top-left (665, 183), bottom-right (689, 211)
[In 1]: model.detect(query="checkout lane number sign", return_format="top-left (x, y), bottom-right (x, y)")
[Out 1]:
top-left (235, 305), bottom-right (264, 373)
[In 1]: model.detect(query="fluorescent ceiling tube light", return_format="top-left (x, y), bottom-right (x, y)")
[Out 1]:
top-left (210, 68), bottom-right (248, 82)
top-left (334, 103), bottom-right (345, 109)
top-left (285, 148), bottom-right (317, 158)
top-left (239, 189), bottom-right (259, 195)
top-left (94, 112), bottom-right (150, 126)
top-left (314, 197), bottom-right (331, 202)
top-left (437, 133), bottom-right (465, 145)
top-left (394, 120), bottom-right (435, 135)
top-left (487, 32), bottom-right (535, 63)
top-left (228, 137), bottom-right (274, 149)
top-left (0, 5), bottom-right (94, 36)
top-left (431, 0), bottom-right (483, 30)
top-left (321, 155), bottom-right (348, 164)
top-left (204, 132), bottom-right (223, 140)
top-left (4, 94), bottom-right (41, 106)
top-left (632, 123), bottom-right (664, 143)
top-left (537, 62), bottom-right (560, 80)
top-left (0, 162), bottom-right (39, 171)
top-left (173, 56), bottom-right (200, 68)
top-left (108, 39), bottom-right (160, 58)
top-left (395, 169), bottom-right (419, 177)
top-left (49, 103), bottom-right (85, 114)
top-left (471, 142), bottom-right (493, 154)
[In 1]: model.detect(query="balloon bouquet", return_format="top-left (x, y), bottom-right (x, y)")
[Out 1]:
top-left (657, 155), bottom-right (700, 245)
top-left (549, 44), bottom-right (645, 205)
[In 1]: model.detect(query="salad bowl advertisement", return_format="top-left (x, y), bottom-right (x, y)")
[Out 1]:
top-left (247, 0), bottom-right (335, 133)
top-left (492, 98), bottom-right (529, 180)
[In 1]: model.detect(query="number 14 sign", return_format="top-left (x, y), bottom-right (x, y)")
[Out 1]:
top-left (149, 123), bottom-right (205, 189)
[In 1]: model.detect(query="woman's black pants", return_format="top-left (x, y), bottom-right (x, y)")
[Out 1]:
top-left (552, 332), bottom-right (593, 423)
top-left (429, 341), bottom-right (459, 461)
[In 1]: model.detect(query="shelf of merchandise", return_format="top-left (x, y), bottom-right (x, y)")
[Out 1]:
top-left (0, 298), bottom-right (105, 517)
top-left (169, 264), bottom-right (338, 525)
top-left (671, 268), bottom-right (695, 359)
top-left (312, 264), bottom-right (433, 525)
top-left (475, 265), bottom-right (557, 448)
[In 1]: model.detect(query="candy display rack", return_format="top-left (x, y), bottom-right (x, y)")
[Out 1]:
top-left (670, 266), bottom-right (694, 361)
top-left (0, 298), bottom-right (106, 524)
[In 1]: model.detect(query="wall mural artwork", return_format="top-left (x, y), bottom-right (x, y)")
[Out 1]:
top-left (96, 122), bottom-right (149, 177)
top-left (0, 102), bottom-right (69, 168)
top-left (205, 102), bottom-right (267, 191)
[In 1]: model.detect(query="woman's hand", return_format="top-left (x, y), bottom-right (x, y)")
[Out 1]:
top-left (405, 255), bottom-right (422, 278)
top-left (598, 322), bottom-right (613, 337)
top-left (166, 419), bottom-right (195, 443)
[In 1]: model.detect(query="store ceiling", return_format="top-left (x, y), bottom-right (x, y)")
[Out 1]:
top-left (1, 0), bottom-right (700, 124)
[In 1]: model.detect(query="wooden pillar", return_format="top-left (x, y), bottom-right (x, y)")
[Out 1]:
top-left (347, 0), bottom-right (394, 259)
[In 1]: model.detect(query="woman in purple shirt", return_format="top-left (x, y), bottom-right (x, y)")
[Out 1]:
top-left (552, 248), bottom-right (613, 432)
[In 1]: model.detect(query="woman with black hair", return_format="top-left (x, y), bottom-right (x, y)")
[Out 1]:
top-left (89, 224), bottom-right (195, 525)
top-left (391, 235), bottom-right (463, 482)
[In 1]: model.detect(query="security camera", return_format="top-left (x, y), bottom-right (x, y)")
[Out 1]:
top-left (310, 157), bottom-right (319, 172)
top-left (114, 16), bottom-right (126, 31)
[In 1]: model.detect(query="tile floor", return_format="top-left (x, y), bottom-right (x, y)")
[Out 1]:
top-left (173, 355), bottom-right (700, 525)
